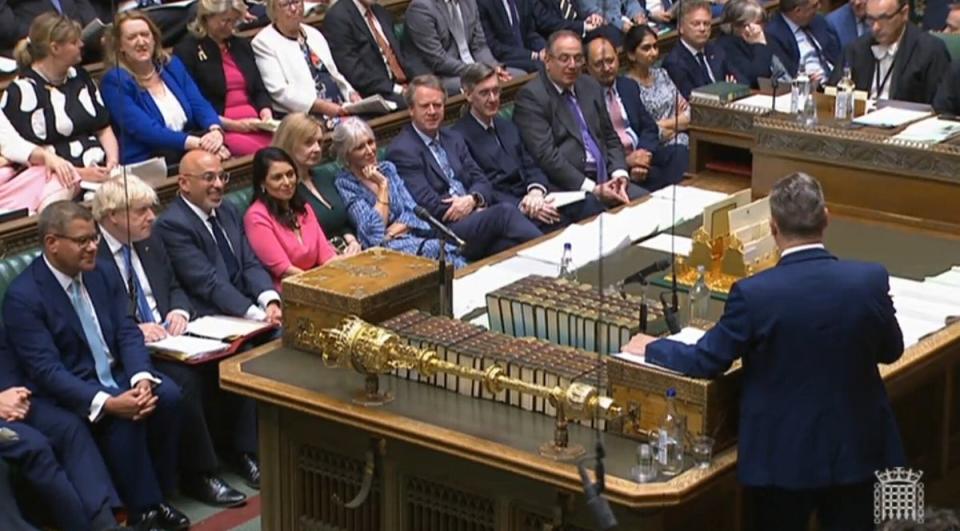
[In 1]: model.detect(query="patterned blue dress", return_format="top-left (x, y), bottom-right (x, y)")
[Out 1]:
top-left (335, 161), bottom-right (468, 269)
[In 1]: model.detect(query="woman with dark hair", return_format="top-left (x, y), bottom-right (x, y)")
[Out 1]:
top-left (624, 25), bottom-right (690, 148)
top-left (243, 146), bottom-right (339, 290)
top-left (715, 0), bottom-right (790, 88)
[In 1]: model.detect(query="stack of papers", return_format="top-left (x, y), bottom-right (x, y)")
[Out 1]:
top-left (890, 117), bottom-right (960, 145)
top-left (638, 233), bottom-right (693, 257)
top-left (852, 106), bottom-right (931, 128)
top-left (888, 275), bottom-right (960, 346)
top-left (187, 316), bottom-right (271, 341)
top-left (452, 257), bottom-right (559, 318)
top-left (147, 336), bottom-right (229, 360)
top-left (730, 94), bottom-right (794, 114)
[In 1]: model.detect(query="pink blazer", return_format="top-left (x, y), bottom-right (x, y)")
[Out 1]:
top-left (243, 200), bottom-right (337, 291)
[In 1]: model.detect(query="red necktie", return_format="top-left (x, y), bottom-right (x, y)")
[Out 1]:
top-left (606, 88), bottom-right (634, 152)
top-left (365, 8), bottom-right (407, 84)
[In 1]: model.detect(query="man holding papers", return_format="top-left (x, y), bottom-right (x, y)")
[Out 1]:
top-left (625, 173), bottom-right (905, 531)
top-left (453, 63), bottom-right (605, 230)
top-left (3, 201), bottom-right (188, 529)
top-left (92, 176), bottom-right (249, 508)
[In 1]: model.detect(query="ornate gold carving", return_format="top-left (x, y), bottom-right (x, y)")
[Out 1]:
top-left (690, 98), bottom-right (764, 134)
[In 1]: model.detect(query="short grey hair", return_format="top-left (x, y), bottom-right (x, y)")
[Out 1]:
top-left (330, 118), bottom-right (376, 166)
top-left (720, 0), bottom-right (766, 33)
top-left (189, 0), bottom-right (247, 37)
top-left (91, 175), bottom-right (159, 221)
top-left (38, 200), bottom-right (93, 239)
top-left (403, 74), bottom-right (447, 108)
top-left (769, 172), bottom-right (828, 239)
top-left (460, 63), bottom-right (497, 92)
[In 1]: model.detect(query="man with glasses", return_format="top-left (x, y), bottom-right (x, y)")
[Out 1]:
top-left (587, 36), bottom-right (688, 192)
top-left (514, 30), bottom-right (639, 208)
top-left (454, 63), bottom-right (605, 230)
top-left (92, 176), bottom-right (249, 508)
top-left (3, 200), bottom-right (188, 530)
top-left (663, 0), bottom-right (738, 98)
top-left (832, 0), bottom-right (949, 104)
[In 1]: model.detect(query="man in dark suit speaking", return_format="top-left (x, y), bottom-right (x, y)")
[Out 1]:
top-left (626, 172), bottom-right (905, 531)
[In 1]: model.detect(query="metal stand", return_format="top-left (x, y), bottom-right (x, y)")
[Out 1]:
top-left (538, 406), bottom-right (586, 461)
top-left (352, 374), bottom-right (394, 406)
top-left (437, 237), bottom-right (450, 317)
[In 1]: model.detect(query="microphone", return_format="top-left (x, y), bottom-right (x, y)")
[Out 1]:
top-left (660, 291), bottom-right (681, 335)
top-left (578, 441), bottom-right (617, 530)
top-left (414, 206), bottom-right (466, 248)
top-left (622, 258), bottom-right (671, 286)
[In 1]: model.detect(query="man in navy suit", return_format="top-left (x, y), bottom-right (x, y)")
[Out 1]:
top-left (0, 327), bottom-right (119, 531)
top-left (586, 36), bottom-right (688, 192)
top-left (387, 75), bottom-right (542, 260)
top-left (827, 0), bottom-right (870, 50)
top-left (765, 0), bottom-right (842, 83)
top-left (454, 64), bottom-right (605, 231)
top-left (2, 201), bottom-right (188, 529)
top-left (92, 176), bottom-right (248, 508)
top-left (478, 0), bottom-right (547, 72)
top-left (626, 172), bottom-right (905, 531)
top-left (156, 150), bottom-right (281, 326)
top-left (663, 0), bottom-right (737, 98)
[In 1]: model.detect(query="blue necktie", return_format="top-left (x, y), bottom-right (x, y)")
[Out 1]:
top-left (69, 280), bottom-right (118, 389)
top-left (49, 0), bottom-right (63, 12)
top-left (121, 245), bottom-right (155, 324)
top-left (429, 139), bottom-right (468, 196)
top-left (208, 214), bottom-right (240, 281)
top-left (563, 91), bottom-right (607, 183)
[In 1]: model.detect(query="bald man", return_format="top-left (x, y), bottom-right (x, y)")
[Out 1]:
top-left (830, 0), bottom-right (949, 103)
top-left (155, 150), bottom-right (275, 489)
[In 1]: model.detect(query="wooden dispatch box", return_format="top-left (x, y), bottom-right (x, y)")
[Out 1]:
top-left (607, 357), bottom-right (741, 451)
top-left (281, 248), bottom-right (451, 352)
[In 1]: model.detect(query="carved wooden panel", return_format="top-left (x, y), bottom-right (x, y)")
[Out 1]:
top-left (403, 476), bottom-right (496, 531)
top-left (297, 445), bottom-right (381, 531)
top-left (512, 506), bottom-right (592, 531)
top-left (690, 100), bottom-right (761, 136)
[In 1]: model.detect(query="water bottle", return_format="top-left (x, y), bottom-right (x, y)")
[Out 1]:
top-left (790, 69), bottom-right (810, 118)
top-left (635, 443), bottom-right (658, 483)
top-left (688, 265), bottom-right (709, 325)
top-left (558, 242), bottom-right (576, 281)
top-left (657, 388), bottom-right (685, 476)
top-left (834, 66), bottom-right (855, 121)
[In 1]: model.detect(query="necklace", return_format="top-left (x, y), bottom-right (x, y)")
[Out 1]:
top-left (34, 64), bottom-right (66, 86)
top-left (134, 68), bottom-right (158, 84)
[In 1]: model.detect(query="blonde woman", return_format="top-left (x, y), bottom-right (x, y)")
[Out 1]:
top-left (100, 11), bottom-right (226, 164)
top-left (252, 0), bottom-right (361, 118)
top-left (174, 0), bottom-right (273, 156)
top-left (272, 113), bottom-right (362, 255)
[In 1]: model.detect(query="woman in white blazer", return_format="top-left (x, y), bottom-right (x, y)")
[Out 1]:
top-left (252, 0), bottom-right (360, 118)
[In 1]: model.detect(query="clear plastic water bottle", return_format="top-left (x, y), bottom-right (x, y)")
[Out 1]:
top-left (558, 243), bottom-right (576, 281)
top-left (658, 387), bottom-right (685, 476)
top-left (791, 69), bottom-right (810, 118)
top-left (688, 265), bottom-right (709, 324)
top-left (834, 66), bottom-right (855, 121)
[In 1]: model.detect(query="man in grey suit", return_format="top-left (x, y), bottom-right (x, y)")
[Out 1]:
top-left (403, 0), bottom-right (525, 92)
top-left (513, 30), bottom-right (640, 207)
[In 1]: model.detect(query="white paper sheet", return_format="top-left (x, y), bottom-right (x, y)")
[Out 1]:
top-left (638, 233), bottom-right (693, 257)
top-left (147, 335), bottom-right (229, 359)
top-left (186, 316), bottom-right (270, 341)
top-left (612, 351), bottom-right (684, 375)
top-left (731, 94), bottom-right (793, 114)
top-left (852, 106), bottom-right (931, 128)
top-left (666, 326), bottom-right (707, 345)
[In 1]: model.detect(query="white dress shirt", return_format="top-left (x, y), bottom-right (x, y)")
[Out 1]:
top-left (870, 38), bottom-right (901, 101)
top-left (252, 23), bottom-right (358, 114)
top-left (180, 195), bottom-right (281, 321)
top-left (779, 242), bottom-right (825, 258)
top-left (42, 256), bottom-right (161, 422)
top-left (681, 38), bottom-right (716, 83)
top-left (783, 16), bottom-right (827, 77)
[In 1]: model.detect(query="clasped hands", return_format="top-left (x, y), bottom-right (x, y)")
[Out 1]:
top-left (0, 386), bottom-right (31, 422)
top-left (105, 380), bottom-right (157, 421)
top-left (627, 149), bottom-right (653, 182)
top-left (519, 189), bottom-right (561, 225)
top-left (441, 194), bottom-right (477, 222)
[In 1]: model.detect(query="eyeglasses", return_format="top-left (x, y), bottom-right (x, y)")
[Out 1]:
top-left (278, 0), bottom-right (303, 10)
top-left (54, 233), bottom-right (101, 247)
top-left (864, 6), bottom-right (904, 24)
top-left (184, 171), bottom-right (231, 184)
top-left (549, 53), bottom-right (584, 66)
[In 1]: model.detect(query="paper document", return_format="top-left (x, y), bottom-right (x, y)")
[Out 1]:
top-left (926, 266), bottom-right (960, 288)
top-left (612, 351), bottom-right (684, 375)
top-left (252, 119), bottom-right (282, 133)
top-left (186, 316), bottom-right (270, 341)
top-left (890, 117), bottom-right (960, 145)
top-left (852, 106), bottom-right (931, 128)
top-left (147, 335), bottom-right (230, 359)
top-left (731, 94), bottom-right (793, 114)
top-left (0, 56), bottom-right (16, 74)
top-left (343, 95), bottom-right (398, 115)
top-left (638, 233), bottom-right (693, 257)
top-left (545, 191), bottom-right (587, 208)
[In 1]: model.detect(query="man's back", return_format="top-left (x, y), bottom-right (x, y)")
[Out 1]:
top-left (647, 247), bottom-right (904, 488)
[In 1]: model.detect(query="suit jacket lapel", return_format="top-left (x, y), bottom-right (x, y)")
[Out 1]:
top-left (890, 25), bottom-right (917, 99)
top-left (34, 260), bottom-right (87, 347)
top-left (176, 196), bottom-right (218, 253)
top-left (351, 1), bottom-right (381, 53)
top-left (547, 72), bottom-right (584, 148)
top-left (414, 128), bottom-right (449, 189)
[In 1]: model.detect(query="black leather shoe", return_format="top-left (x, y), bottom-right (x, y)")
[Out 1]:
top-left (182, 474), bottom-right (247, 507)
top-left (154, 502), bottom-right (190, 530)
top-left (128, 509), bottom-right (162, 531)
top-left (237, 453), bottom-right (261, 489)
